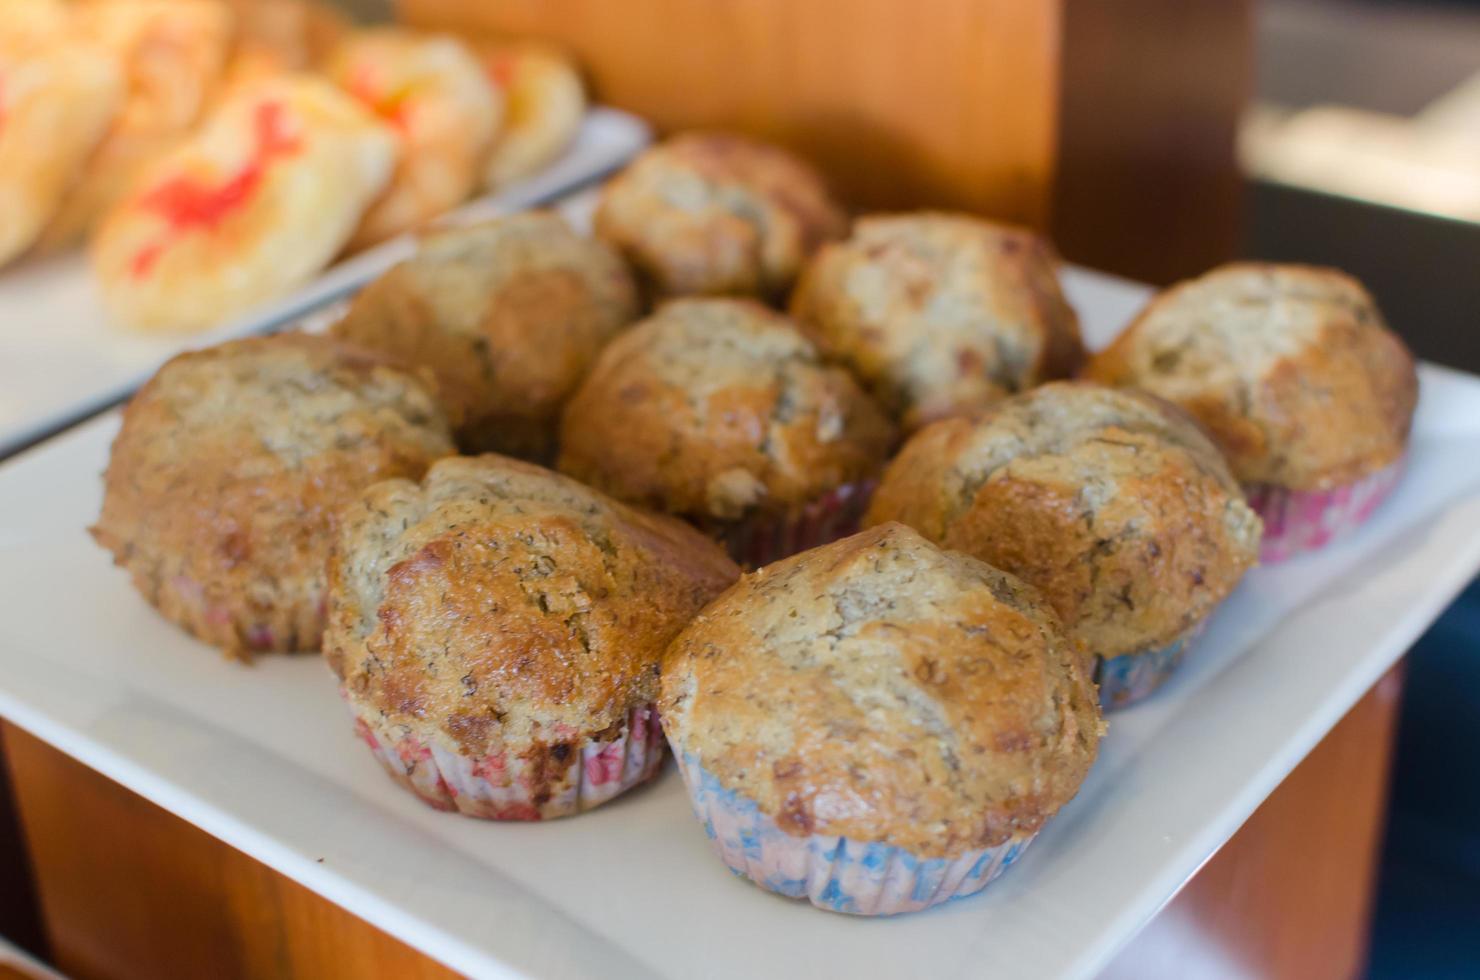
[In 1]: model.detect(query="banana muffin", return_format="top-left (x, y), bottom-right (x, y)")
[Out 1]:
top-left (326, 454), bottom-right (738, 820)
top-left (91, 333), bottom-right (455, 658)
top-left (866, 383), bottom-right (1261, 707)
top-left (661, 522), bottom-right (1103, 915)
top-left (332, 210), bottom-right (639, 459)
top-left (790, 212), bottom-right (1084, 430)
top-left (593, 131), bottom-right (846, 300)
top-left (1085, 263), bottom-right (1417, 560)
top-left (558, 298), bottom-right (895, 566)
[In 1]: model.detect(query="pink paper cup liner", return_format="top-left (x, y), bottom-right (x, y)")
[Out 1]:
top-left (1094, 619), bottom-right (1207, 710)
top-left (347, 694), bottom-right (667, 820)
top-left (712, 480), bottom-right (877, 569)
top-left (673, 752), bottom-right (1035, 915)
top-left (1245, 457), bottom-right (1405, 563)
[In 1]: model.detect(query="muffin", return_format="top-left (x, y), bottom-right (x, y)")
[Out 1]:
top-left (1085, 263), bottom-right (1417, 560)
top-left (478, 42), bottom-right (586, 189)
top-left (593, 131), bottom-right (846, 300)
top-left (327, 28), bottom-right (502, 249)
top-left (866, 383), bottom-right (1262, 707)
top-left (559, 298), bottom-right (895, 566)
top-left (332, 210), bottom-right (640, 459)
top-left (661, 523), bottom-right (1103, 915)
top-left (91, 334), bottom-right (455, 658)
top-left (91, 73), bottom-right (397, 333)
top-left (325, 455), bottom-right (738, 820)
top-left (790, 212), bottom-right (1084, 430)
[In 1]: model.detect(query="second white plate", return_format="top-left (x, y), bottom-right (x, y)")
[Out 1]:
top-left (0, 107), bottom-right (652, 460)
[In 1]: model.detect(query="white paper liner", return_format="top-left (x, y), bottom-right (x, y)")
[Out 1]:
top-left (348, 693), bottom-right (665, 820)
top-left (1095, 618), bottom-right (1208, 710)
top-left (1246, 457), bottom-right (1405, 562)
top-left (674, 752), bottom-right (1035, 915)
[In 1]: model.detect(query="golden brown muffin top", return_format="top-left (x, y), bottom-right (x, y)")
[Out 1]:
top-left (326, 455), bottom-right (738, 753)
top-left (332, 210), bottom-right (639, 458)
top-left (790, 211), bottom-right (1084, 431)
top-left (661, 523), bottom-right (1103, 857)
top-left (558, 298), bottom-right (895, 521)
top-left (90, 333), bottom-right (456, 653)
top-left (593, 131), bottom-right (846, 300)
top-left (866, 383), bottom-right (1261, 658)
top-left (1085, 263), bottom-right (1418, 490)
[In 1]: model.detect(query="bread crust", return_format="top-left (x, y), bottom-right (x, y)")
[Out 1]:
top-left (333, 211), bottom-right (639, 459)
top-left (90, 73), bottom-right (398, 333)
top-left (865, 383), bottom-right (1261, 658)
top-left (326, 455), bottom-right (738, 760)
top-left (661, 523), bottom-right (1103, 857)
top-left (477, 41), bottom-right (586, 188)
top-left (91, 333), bottom-right (456, 657)
top-left (558, 298), bottom-right (895, 521)
top-left (1084, 263), bottom-right (1418, 490)
top-left (326, 28), bottom-right (502, 249)
top-left (790, 211), bottom-right (1083, 430)
top-left (593, 131), bottom-right (846, 300)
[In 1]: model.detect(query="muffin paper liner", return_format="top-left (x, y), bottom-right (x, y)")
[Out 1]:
top-left (715, 480), bottom-right (876, 569)
top-left (160, 573), bottom-right (323, 657)
top-left (347, 694), bottom-right (666, 820)
top-left (1245, 458), bottom-right (1405, 563)
top-left (1095, 620), bottom-right (1207, 710)
top-left (673, 752), bottom-right (1035, 915)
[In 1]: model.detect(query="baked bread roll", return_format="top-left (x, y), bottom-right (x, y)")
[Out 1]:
top-left (37, 0), bottom-right (234, 251)
top-left (91, 73), bottom-right (397, 332)
top-left (0, 33), bottom-right (123, 266)
top-left (478, 42), bottom-right (586, 188)
top-left (327, 28), bottom-right (501, 248)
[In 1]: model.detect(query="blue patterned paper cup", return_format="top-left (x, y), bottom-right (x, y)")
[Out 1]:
top-left (1094, 620), bottom-right (1207, 710)
top-left (673, 752), bottom-right (1036, 915)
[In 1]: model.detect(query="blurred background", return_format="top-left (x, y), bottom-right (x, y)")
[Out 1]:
top-left (1246, 3), bottom-right (1480, 977)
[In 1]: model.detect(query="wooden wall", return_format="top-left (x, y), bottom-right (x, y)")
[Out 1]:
top-left (401, 0), bottom-right (1253, 284)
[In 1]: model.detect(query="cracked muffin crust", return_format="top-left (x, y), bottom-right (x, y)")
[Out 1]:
top-left (332, 211), bottom-right (639, 459)
top-left (866, 383), bottom-right (1261, 660)
top-left (1085, 263), bottom-right (1417, 491)
top-left (789, 212), bottom-right (1083, 431)
top-left (91, 333), bottom-right (455, 657)
top-left (558, 298), bottom-right (895, 527)
top-left (593, 131), bottom-right (846, 300)
top-left (325, 455), bottom-right (738, 816)
top-left (661, 522), bottom-right (1103, 858)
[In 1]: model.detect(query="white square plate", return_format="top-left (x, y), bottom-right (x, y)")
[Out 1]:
top-left (1, 269), bottom-right (1478, 980)
top-left (0, 107), bottom-right (651, 460)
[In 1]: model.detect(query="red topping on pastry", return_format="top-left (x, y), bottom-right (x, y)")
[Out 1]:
top-left (345, 62), bottom-right (414, 132)
top-left (128, 101), bottom-right (304, 279)
top-left (486, 54), bottom-right (517, 89)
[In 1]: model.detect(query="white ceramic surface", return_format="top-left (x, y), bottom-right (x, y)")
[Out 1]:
top-left (0, 107), bottom-right (651, 460)
top-left (2, 270), bottom-right (1479, 980)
